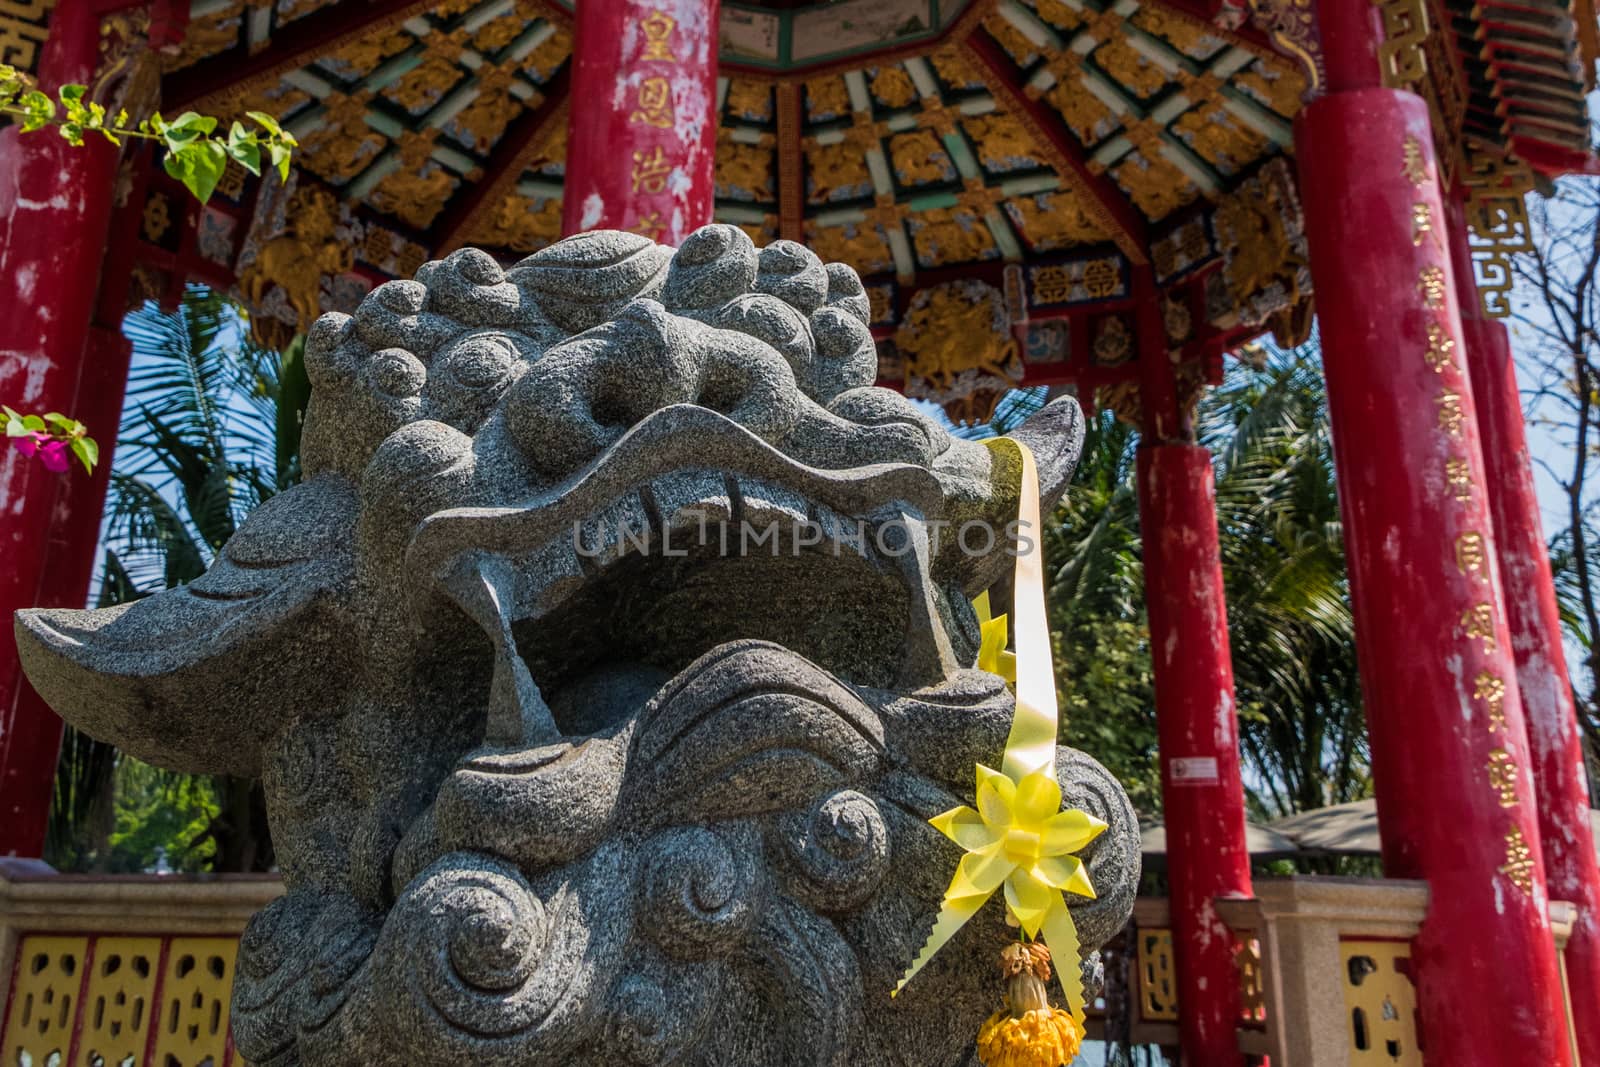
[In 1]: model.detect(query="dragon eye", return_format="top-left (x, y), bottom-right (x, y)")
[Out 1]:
top-left (444, 333), bottom-right (516, 390)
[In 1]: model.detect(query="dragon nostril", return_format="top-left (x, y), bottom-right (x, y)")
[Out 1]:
top-left (443, 334), bottom-right (515, 390)
top-left (365, 348), bottom-right (427, 399)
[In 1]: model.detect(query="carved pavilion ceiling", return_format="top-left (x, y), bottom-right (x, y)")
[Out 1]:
top-left (119, 0), bottom-right (1588, 420)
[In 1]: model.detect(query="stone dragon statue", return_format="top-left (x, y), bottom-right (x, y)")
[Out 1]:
top-left (15, 226), bottom-right (1139, 1066)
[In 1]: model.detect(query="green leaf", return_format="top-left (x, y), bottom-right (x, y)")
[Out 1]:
top-left (225, 121), bottom-right (261, 175)
top-left (43, 412), bottom-right (83, 433)
top-left (20, 90), bottom-right (55, 132)
top-left (171, 140), bottom-right (228, 204)
top-left (245, 110), bottom-right (282, 136)
top-left (268, 141), bottom-right (292, 182)
top-left (20, 414), bottom-right (45, 432)
top-left (70, 435), bottom-right (98, 474)
top-left (167, 111), bottom-right (216, 137)
top-left (59, 121), bottom-right (84, 146)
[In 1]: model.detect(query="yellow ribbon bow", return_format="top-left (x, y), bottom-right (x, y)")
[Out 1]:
top-left (894, 438), bottom-right (1107, 1024)
top-left (974, 591), bottom-right (1017, 684)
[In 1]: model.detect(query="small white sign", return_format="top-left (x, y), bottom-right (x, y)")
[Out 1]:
top-left (1169, 756), bottom-right (1219, 785)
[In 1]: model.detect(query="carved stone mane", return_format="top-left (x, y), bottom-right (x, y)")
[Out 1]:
top-left (16, 226), bottom-right (1138, 1066)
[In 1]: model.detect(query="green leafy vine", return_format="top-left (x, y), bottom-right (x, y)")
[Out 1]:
top-left (0, 63), bottom-right (296, 204)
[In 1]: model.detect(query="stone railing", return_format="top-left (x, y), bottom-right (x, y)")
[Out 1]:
top-left (0, 865), bottom-right (1580, 1065)
top-left (1215, 876), bottom-right (1581, 1067)
top-left (0, 859), bottom-right (281, 1067)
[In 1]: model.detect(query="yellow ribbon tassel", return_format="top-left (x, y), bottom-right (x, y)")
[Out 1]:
top-left (893, 438), bottom-right (1106, 1026)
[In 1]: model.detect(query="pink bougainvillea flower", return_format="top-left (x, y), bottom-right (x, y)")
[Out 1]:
top-left (11, 430), bottom-right (41, 457)
top-left (37, 438), bottom-right (69, 472)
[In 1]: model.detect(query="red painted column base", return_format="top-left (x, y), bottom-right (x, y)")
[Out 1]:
top-left (1138, 442), bottom-right (1253, 1067)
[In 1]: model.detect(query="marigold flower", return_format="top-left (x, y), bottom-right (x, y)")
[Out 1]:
top-left (977, 941), bottom-right (1085, 1067)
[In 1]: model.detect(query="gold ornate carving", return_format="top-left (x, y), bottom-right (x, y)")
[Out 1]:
top-left (1211, 158), bottom-right (1310, 330)
top-left (908, 206), bottom-right (997, 267)
top-left (298, 90), bottom-right (386, 184)
top-left (238, 187), bottom-right (354, 347)
top-left (962, 112), bottom-right (1039, 173)
top-left (889, 128), bottom-right (954, 186)
top-left (453, 65), bottom-right (526, 152)
top-left (1004, 191), bottom-right (1107, 250)
top-left (473, 13), bottom-right (525, 56)
top-left (804, 138), bottom-right (874, 203)
top-left (1093, 314), bottom-right (1133, 365)
top-left (1035, 0), bottom-right (1083, 31)
top-left (467, 193), bottom-right (562, 253)
top-left (160, 0), bottom-right (240, 73)
top-left (1501, 826), bottom-right (1535, 894)
top-left (142, 192), bottom-right (172, 242)
top-left (1171, 107), bottom-right (1267, 176)
top-left (1111, 151), bottom-right (1197, 221)
top-left (804, 75), bottom-right (851, 121)
top-left (725, 78), bottom-right (772, 121)
top-left (640, 9), bottom-right (677, 62)
top-left (1152, 216), bottom-right (1214, 281)
top-left (1092, 37), bottom-right (1168, 98)
top-left (522, 24), bottom-right (571, 80)
top-left (369, 131), bottom-right (458, 230)
top-left (329, 28), bottom-right (412, 78)
top-left (929, 46), bottom-right (984, 89)
top-left (1461, 150), bottom-right (1535, 319)
top-left (1164, 294), bottom-right (1194, 343)
top-left (384, 29), bottom-right (469, 114)
top-left (715, 130), bottom-right (775, 200)
top-left (1372, 0), bottom-right (1429, 87)
top-left (983, 12), bottom-right (1039, 67)
top-left (806, 221), bottom-right (895, 276)
top-left (896, 279), bottom-right (1020, 425)
top-left (870, 65), bottom-right (919, 109)
top-left (1132, 5), bottom-right (1225, 59)
top-left (1245, 0), bottom-right (1323, 94)
top-left (1232, 59), bottom-right (1307, 117)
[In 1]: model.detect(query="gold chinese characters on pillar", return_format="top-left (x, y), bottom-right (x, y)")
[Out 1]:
top-left (1399, 132), bottom-right (1532, 893)
top-left (625, 6), bottom-right (681, 241)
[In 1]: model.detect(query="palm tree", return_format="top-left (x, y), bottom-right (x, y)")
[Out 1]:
top-left (1038, 343), bottom-right (1367, 820)
top-left (46, 285), bottom-right (307, 873)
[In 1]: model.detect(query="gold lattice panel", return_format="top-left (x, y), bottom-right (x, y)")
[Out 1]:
top-left (1341, 939), bottom-right (1423, 1065)
top-left (1137, 927), bottom-right (1179, 1022)
top-left (151, 937), bottom-right (240, 1067)
top-left (2, 935), bottom-right (89, 1066)
top-left (78, 936), bottom-right (162, 1067)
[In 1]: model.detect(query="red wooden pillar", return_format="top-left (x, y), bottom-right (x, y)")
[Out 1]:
top-left (1297, 0), bottom-right (1574, 1059)
top-left (1445, 201), bottom-right (1600, 1061)
top-left (0, 0), bottom-right (129, 857)
top-left (1133, 275), bottom-right (1252, 1066)
top-left (561, 0), bottom-right (719, 244)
